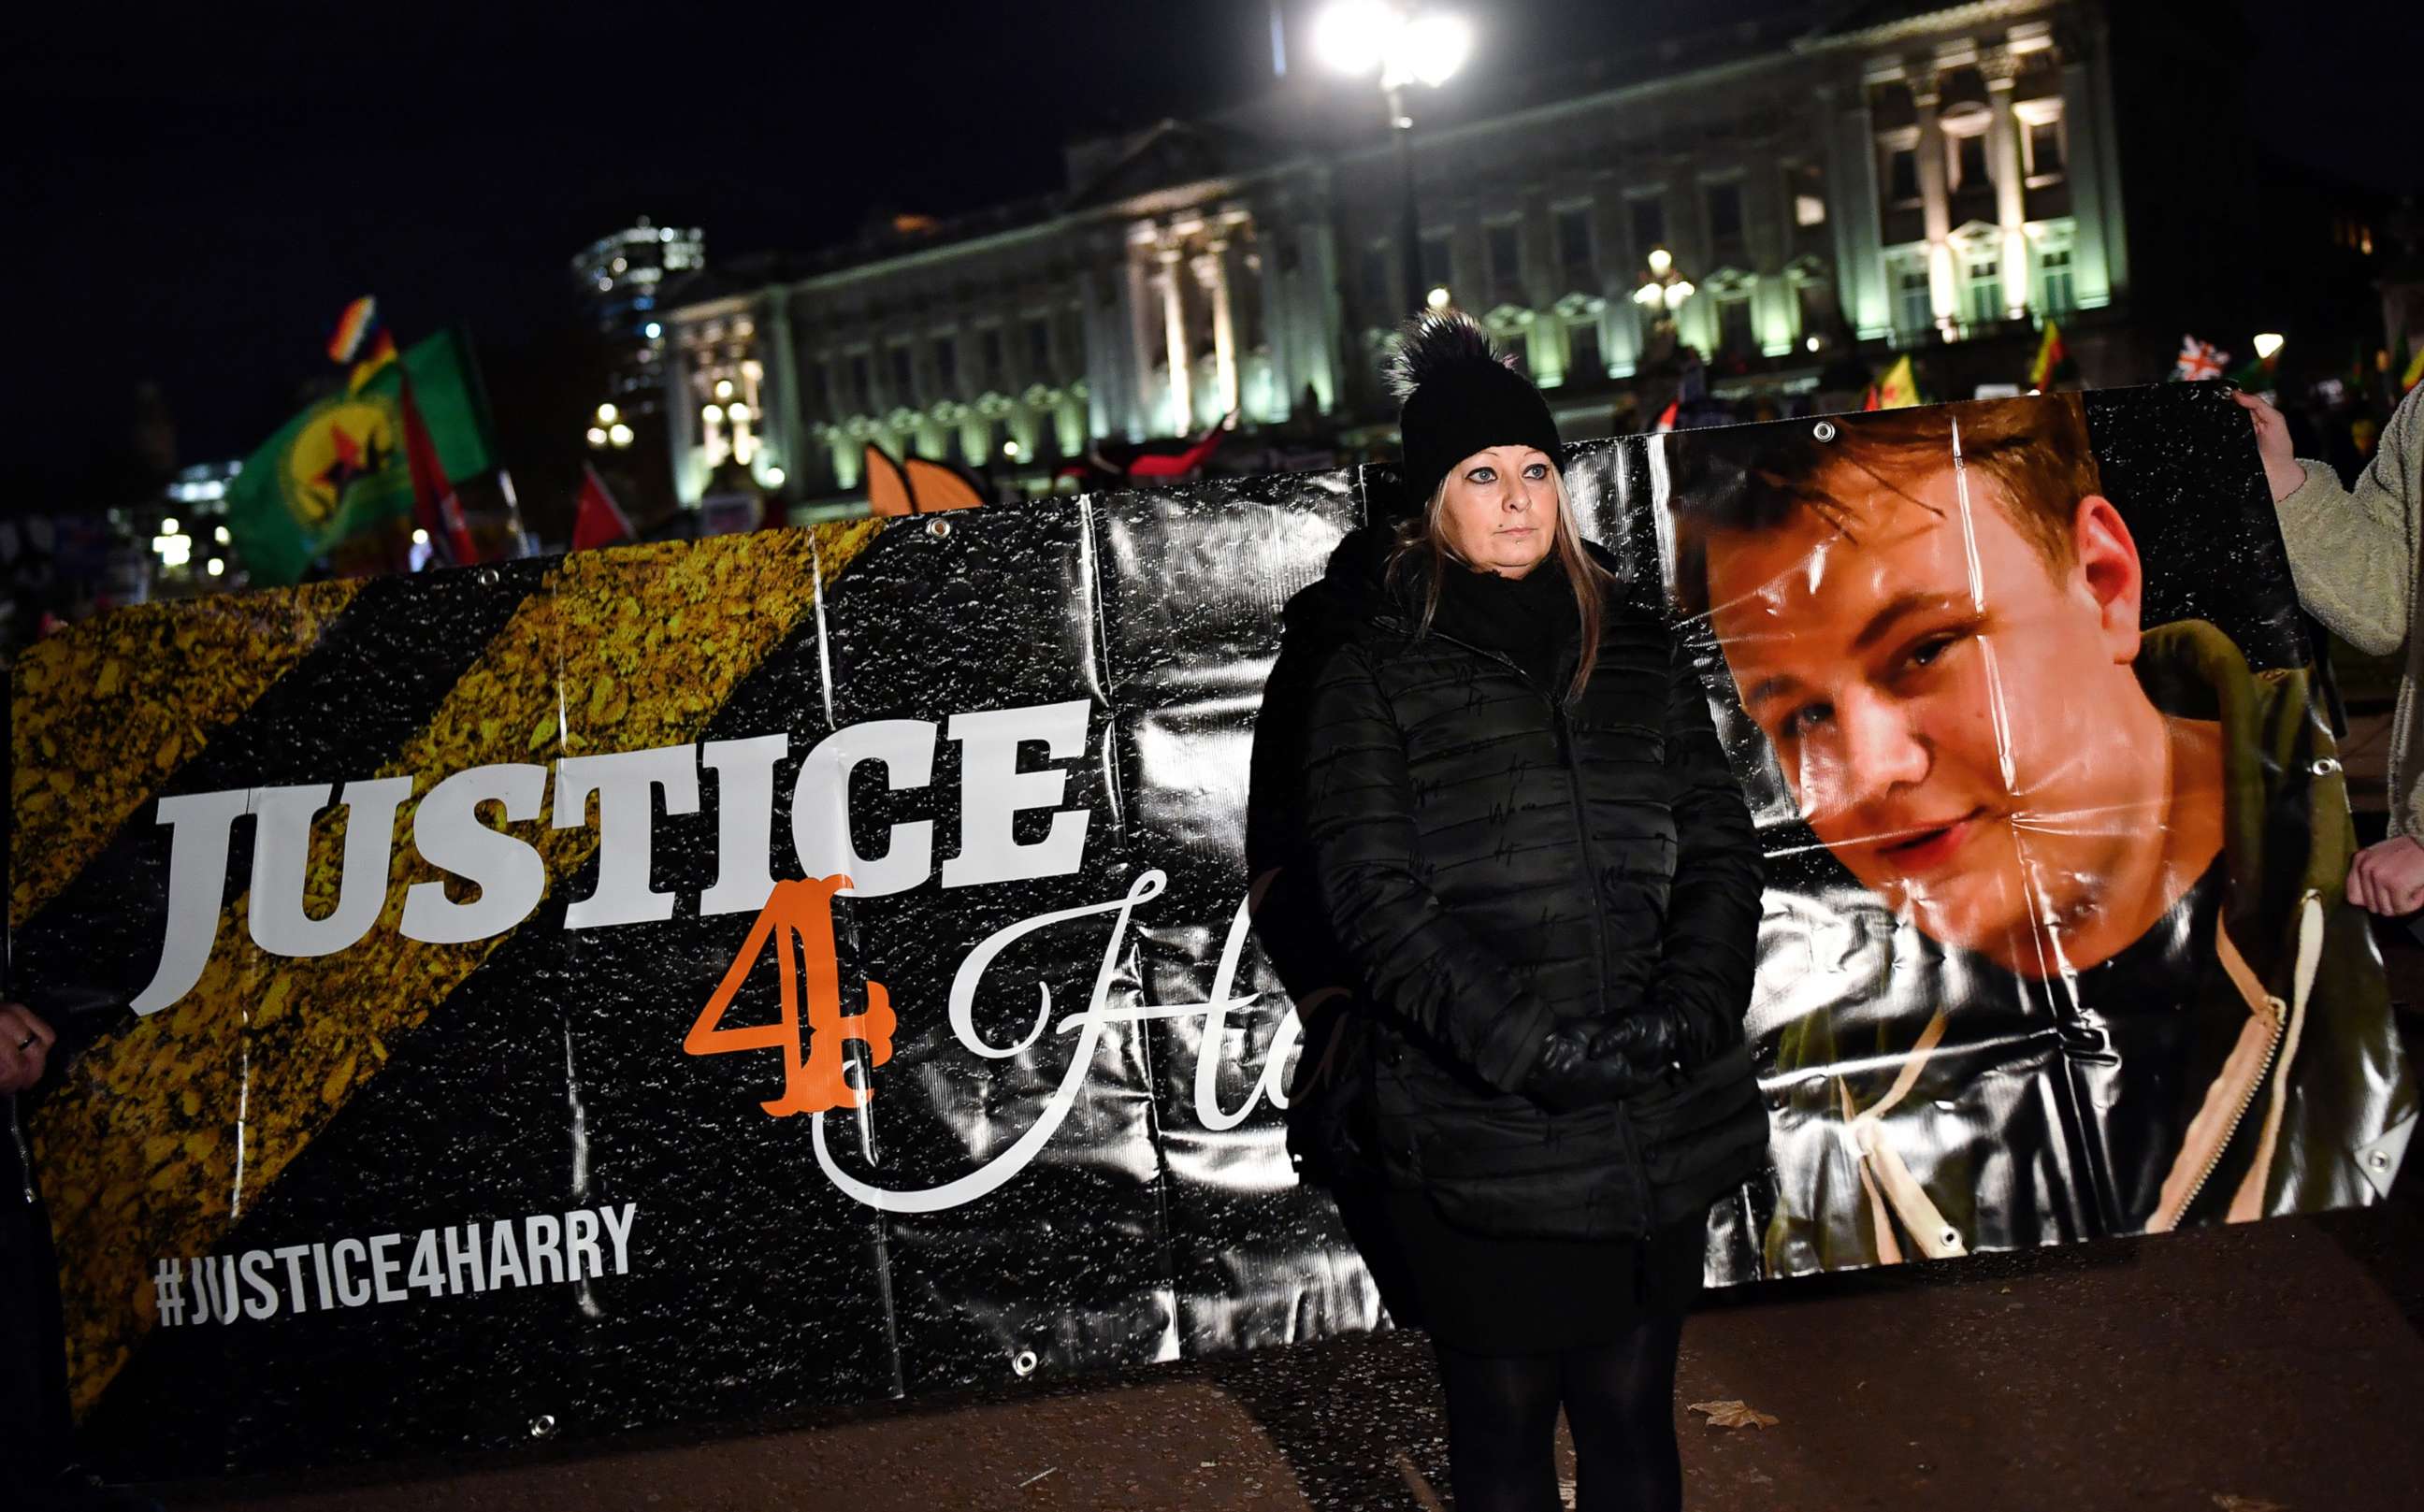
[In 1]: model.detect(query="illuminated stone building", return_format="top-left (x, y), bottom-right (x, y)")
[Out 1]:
top-left (664, 1), bottom-right (2262, 513)
top-left (572, 217), bottom-right (707, 424)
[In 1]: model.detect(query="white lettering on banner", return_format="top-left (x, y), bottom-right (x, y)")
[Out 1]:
top-left (398, 764), bottom-right (549, 944)
top-left (147, 1203), bottom-right (638, 1328)
top-left (129, 700), bottom-right (1100, 1015)
top-left (811, 877), bottom-right (1310, 1213)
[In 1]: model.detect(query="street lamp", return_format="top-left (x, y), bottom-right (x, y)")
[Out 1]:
top-left (1632, 246), bottom-right (1695, 326)
top-left (1316, 3), bottom-right (1472, 316)
top-left (2253, 332), bottom-right (2286, 361)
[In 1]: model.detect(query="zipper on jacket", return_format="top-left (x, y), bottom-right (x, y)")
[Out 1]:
top-left (2172, 1010), bottom-right (2284, 1221)
top-left (1399, 616), bottom-right (1622, 1014)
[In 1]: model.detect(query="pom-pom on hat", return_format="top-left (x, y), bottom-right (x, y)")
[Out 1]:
top-left (1387, 310), bottom-right (1563, 509)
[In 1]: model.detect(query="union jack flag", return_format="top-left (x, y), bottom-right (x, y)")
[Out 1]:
top-left (2173, 335), bottom-right (2229, 382)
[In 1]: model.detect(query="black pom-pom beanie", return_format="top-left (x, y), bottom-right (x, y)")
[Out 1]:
top-left (1386, 310), bottom-right (1562, 508)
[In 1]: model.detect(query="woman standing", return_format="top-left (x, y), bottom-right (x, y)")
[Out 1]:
top-left (1287, 314), bottom-right (1768, 1511)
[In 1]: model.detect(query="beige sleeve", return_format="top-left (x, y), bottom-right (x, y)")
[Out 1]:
top-left (2272, 386), bottom-right (2424, 658)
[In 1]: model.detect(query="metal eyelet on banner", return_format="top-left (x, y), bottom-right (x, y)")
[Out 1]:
top-left (2372, 1151), bottom-right (2392, 1171)
top-left (476, 568), bottom-right (500, 587)
top-left (1812, 420), bottom-right (1839, 442)
top-left (928, 518), bottom-right (953, 540)
top-left (1011, 1349), bottom-right (1040, 1377)
top-left (527, 1414), bottom-right (557, 1440)
top-left (2309, 757), bottom-right (2342, 777)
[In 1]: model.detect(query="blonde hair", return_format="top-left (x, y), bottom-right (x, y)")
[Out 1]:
top-left (1388, 467), bottom-right (1614, 702)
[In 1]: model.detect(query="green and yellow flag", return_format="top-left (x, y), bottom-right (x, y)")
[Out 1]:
top-left (224, 330), bottom-right (496, 584)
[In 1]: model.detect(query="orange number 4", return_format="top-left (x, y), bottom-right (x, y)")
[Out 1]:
top-left (684, 875), bottom-right (897, 1116)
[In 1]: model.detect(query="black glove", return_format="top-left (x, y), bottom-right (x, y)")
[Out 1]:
top-left (1589, 1011), bottom-right (1686, 1082)
top-left (1521, 1013), bottom-right (1687, 1114)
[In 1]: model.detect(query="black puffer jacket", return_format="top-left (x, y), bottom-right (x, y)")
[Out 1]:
top-left (1289, 526), bottom-right (1766, 1240)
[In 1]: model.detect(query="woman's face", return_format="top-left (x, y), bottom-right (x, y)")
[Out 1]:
top-left (1438, 446), bottom-right (1559, 577)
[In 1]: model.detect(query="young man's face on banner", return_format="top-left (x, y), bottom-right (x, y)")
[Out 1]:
top-left (1702, 455), bottom-right (2172, 971)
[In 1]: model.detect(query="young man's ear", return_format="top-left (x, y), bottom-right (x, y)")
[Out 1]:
top-left (2071, 494), bottom-right (2144, 661)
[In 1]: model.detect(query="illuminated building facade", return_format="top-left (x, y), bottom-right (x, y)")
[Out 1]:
top-left (572, 218), bottom-right (707, 429)
top-left (665, 1), bottom-right (2251, 511)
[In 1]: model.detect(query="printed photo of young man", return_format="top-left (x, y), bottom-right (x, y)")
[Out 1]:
top-left (1658, 394), bottom-right (2417, 1274)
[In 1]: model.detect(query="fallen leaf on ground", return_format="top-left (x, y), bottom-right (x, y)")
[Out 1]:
top-left (1687, 1399), bottom-right (1780, 1430)
top-left (2212, 1496), bottom-right (2287, 1512)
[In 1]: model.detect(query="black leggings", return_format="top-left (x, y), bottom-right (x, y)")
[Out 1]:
top-left (1432, 1315), bottom-right (1685, 1512)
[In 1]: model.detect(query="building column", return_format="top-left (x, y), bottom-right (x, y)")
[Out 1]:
top-left (1298, 215), bottom-right (1344, 415)
top-left (761, 287), bottom-right (804, 500)
top-left (666, 336), bottom-right (700, 506)
top-left (1124, 242), bottom-right (1160, 439)
top-left (1257, 229), bottom-right (1296, 423)
top-left (1082, 257), bottom-right (1124, 444)
top-left (2061, 55), bottom-right (2118, 310)
top-left (1984, 52), bottom-right (2030, 318)
top-left (1156, 249), bottom-right (1190, 435)
top-left (1912, 66), bottom-right (1955, 330)
top-left (1824, 83), bottom-right (1888, 339)
top-left (1195, 244), bottom-right (1238, 420)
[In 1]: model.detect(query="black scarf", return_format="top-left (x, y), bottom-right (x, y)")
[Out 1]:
top-left (1427, 557), bottom-right (1580, 694)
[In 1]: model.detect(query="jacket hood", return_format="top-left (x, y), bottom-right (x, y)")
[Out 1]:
top-left (2132, 617), bottom-right (2346, 958)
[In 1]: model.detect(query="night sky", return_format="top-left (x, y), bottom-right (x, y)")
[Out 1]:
top-left (3, 0), bottom-right (2412, 500)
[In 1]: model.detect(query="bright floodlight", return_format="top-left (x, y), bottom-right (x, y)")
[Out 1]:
top-left (609, 423), bottom-right (635, 448)
top-left (1666, 280), bottom-right (1695, 307)
top-left (1426, 285), bottom-right (1452, 310)
top-left (1402, 14), bottom-right (1470, 86)
top-left (2254, 332), bottom-right (2285, 360)
top-left (1314, 0), bottom-right (1395, 75)
top-left (597, 402), bottom-right (619, 424)
top-left (764, 467), bottom-right (786, 487)
top-left (411, 528), bottom-right (430, 546)
top-left (1633, 283), bottom-right (1664, 308)
top-left (1646, 247), bottom-right (1673, 277)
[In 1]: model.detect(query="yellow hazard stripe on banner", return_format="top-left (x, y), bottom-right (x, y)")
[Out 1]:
top-left (37, 522), bottom-right (880, 1414)
top-left (10, 582), bottom-right (365, 923)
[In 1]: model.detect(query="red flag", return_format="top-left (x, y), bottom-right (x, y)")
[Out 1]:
top-left (1125, 412), bottom-right (1235, 481)
top-left (572, 466), bottom-right (634, 552)
top-left (398, 372), bottom-right (479, 567)
top-left (1652, 398), bottom-right (1680, 433)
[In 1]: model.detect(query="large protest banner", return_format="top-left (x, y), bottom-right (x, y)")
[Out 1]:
top-left (9, 383), bottom-right (2412, 1477)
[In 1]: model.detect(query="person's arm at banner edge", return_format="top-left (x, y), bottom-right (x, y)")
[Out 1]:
top-left (2241, 387), bottom-right (2424, 913)
top-left (2240, 387), bottom-right (2414, 659)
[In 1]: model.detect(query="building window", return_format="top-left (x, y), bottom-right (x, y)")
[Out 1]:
top-left (851, 353), bottom-right (873, 411)
top-left (1795, 281), bottom-right (1828, 341)
top-left (2037, 248), bottom-right (2074, 316)
top-left (1951, 130), bottom-right (1990, 193)
top-left (1796, 194), bottom-right (1826, 227)
top-left (890, 345), bottom-right (916, 403)
top-left (1896, 263), bottom-right (1932, 334)
top-left (1567, 319), bottom-right (1602, 381)
top-left (934, 336), bottom-right (958, 394)
top-left (1421, 232), bottom-right (1453, 293)
top-left (1962, 252), bottom-right (2002, 324)
top-left (1629, 196), bottom-right (1666, 254)
top-left (1027, 317), bottom-right (1051, 377)
top-left (1716, 295), bottom-right (1755, 357)
top-left (1556, 207), bottom-right (1594, 284)
top-left (1487, 223), bottom-right (1522, 293)
top-left (808, 364), bottom-right (831, 417)
top-left (2026, 116), bottom-right (2065, 179)
top-left (982, 328), bottom-right (1004, 387)
top-left (1884, 145), bottom-right (1921, 205)
top-left (1705, 182), bottom-right (1744, 241)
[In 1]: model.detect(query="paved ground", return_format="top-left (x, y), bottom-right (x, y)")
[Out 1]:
top-left (145, 713), bottom-right (2424, 1511)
